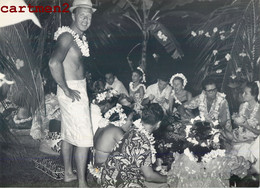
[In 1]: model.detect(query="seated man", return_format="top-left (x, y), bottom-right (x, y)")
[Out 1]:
top-left (142, 74), bottom-right (172, 113)
top-left (184, 77), bottom-right (232, 132)
top-left (93, 104), bottom-right (134, 166)
top-left (101, 103), bottom-right (167, 187)
top-left (104, 71), bottom-right (129, 96)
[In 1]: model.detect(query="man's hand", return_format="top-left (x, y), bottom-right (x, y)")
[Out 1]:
top-left (64, 88), bottom-right (81, 102)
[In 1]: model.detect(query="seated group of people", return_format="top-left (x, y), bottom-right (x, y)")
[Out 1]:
top-left (87, 68), bottom-right (259, 187)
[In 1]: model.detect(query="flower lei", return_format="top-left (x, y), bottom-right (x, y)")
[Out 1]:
top-left (133, 119), bottom-right (157, 164)
top-left (104, 103), bottom-right (127, 127)
top-left (185, 116), bottom-right (221, 147)
top-left (88, 163), bottom-right (101, 180)
top-left (184, 148), bottom-right (226, 163)
top-left (170, 73), bottom-right (188, 88)
top-left (92, 89), bottom-right (118, 104)
top-left (171, 90), bottom-right (182, 105)
top-left (198, 91), bottom-right (226, 124)
top-left (13, 115), bottom-right (32, 124)
top-left (54, 26), bottom-right (90, 57)
top-left (239, 102), bottom-right (260, 127)
top-left (129, 82), bottom-right (146, 93)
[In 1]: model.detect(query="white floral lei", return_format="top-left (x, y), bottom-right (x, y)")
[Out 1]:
top-left (133, 119), bottom-right (157, 164)
top-left (170, 73), bottom-right (188, 88)
top-left (239, 102), bottom-right (260, 127)
top-left (184, 148), bottom-right (226, 163)
top-left (198, 91), bottom-right (226, 124)
top-left (185, 116), bottom-right (221, 147)
top-left (104, 103), bottom-right (127, 127)
top-left (129, 82), bottom-right (146, 93)
top-left (92, 89), bottom-right (118, 104)
top-left (54, 26), bottom-right (90, 57)
top-left (171, 90), bottom-right (182, 105)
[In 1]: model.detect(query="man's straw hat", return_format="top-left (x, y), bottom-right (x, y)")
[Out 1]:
top-left (69, 0), bottom-right (96, 13)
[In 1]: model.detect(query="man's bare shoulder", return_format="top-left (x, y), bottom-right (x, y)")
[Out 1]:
top-left (56, 32), bottom-right (74, 46)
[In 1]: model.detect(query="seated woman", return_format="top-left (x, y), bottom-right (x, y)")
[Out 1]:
top-left (168, 73), bottom-right (193, 120)
top-left (227, 81), bottom-right (260, 171)
top-left (93, 104), bottom-right (134, 166)
top-left (101, 103), bottom-right (167, 187)
top-left (129, 67), bottom-right (146, 114)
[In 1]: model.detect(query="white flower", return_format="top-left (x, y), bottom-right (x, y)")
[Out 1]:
top-left (213, 50), bottom-right (218, 56)
top-left (213, 133), bottom-right (220, 143)
top-left (191, 31), bottom-right (197, 37)
top-left (230, 28), bottom-right (234, 33)
top-left (212, 120), bottom-right (219, 126)
top-left (153, 53), bottom-right (158, 58)
top-left (214, 60), bottom-right (220, 65)
top-left (157, 31), bottom-right (168, 42)
top-left (216, 69), bottom-right (222, 74)
top-left (225, 53), bottom-right (231, 61)
top-left (205, 32), bottom-right (211, 37)
top-left (239, 52), bottom-right (247, 57)
top-left (201, 142), bottom-right (207, 147)
top-left (219, 30), bottom-right (225, 34)
top-left (230, 74), bottom-right (236, 79)
top-left (213, 27), bottom-right (218, 33)
top-left (198, 30), bottom-right (204, 35)
top-left (220, 35), bottom-right (225, 40)
top-left (236, 67), bottom-right (242, 72)
top-left (170, 73), bottom-right (188, 88)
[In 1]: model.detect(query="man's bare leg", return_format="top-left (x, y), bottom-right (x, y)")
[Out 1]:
top-left (75, 147), bottom-right (89, 187)
top-left (62, 141), bottom-right (77, 182)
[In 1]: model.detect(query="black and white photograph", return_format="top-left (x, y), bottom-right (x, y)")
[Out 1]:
top-left (0, 0), bottom-right (259, 187)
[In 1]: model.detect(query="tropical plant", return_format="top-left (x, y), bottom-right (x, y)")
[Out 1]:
top-left (188, 0), bottom-right (260, 111)
top-left (90, 0), bottom-right (217, 72)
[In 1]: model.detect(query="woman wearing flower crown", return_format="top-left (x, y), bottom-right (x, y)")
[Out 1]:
top-left (168, 73), bottom-right (192, 118)
top-left (227, 81), bottom-right (260, 173)
top-left (100, 103), bottom-right (167, 187)
top-left (129, 67), bottom-right (146, 114)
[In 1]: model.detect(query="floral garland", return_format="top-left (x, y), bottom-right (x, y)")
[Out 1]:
top-left (104, 103), bottom-right (127, 127)
top-left (13, 114), bottom-right (32, 124)
top-left (171, 90), bottom-right (182, 105)
top-left (183, 148), bottom-right (226, 163)
top-left (198, 91), bottom-right (226, 125)
top-left (92, 89), bottom-right (118, 104)
top-left (129, 82), bottom-right (146, 93)
top-left (88, 163), bottom-right (102, 180)
top-left (54, 26), bottom-right (90, 57)
top-left (238, 102), bottom-right (259, 127)
top-left (185, 116), bottom-right (221, 147)
top-left (0, 72), bottom-right (14, 87)
top-left (133, 119), bottom-right (157, 164)
top-left (169, 73), bottom-right (188, 88)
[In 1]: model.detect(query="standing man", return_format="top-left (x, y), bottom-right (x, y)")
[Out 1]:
top-left (49, 0), bottom-right (95, 187)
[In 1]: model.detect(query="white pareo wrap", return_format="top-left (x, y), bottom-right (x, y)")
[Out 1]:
top-left (57, 79), bottom-right (93, 147)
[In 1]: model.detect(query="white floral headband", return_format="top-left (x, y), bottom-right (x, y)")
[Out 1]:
top-left (137, 67), bottom-right (146, 83)
top-left (170, 73), bottom-right (187, 88)
top-left (255, 81), bottom-right (260, 101)
top-left (104, 103), bottom-right (127, 127)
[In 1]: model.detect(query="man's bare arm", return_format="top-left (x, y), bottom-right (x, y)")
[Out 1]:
top-left (49, 33), bottom-right (80, 101)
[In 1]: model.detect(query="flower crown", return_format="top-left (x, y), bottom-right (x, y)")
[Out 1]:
top-left (137, 67), bottom-right (146, 83)
top-left (104, 103), bottom-right (127, 127)
top-left (170, 73), bottom-right (187, 88)
top-left (92, 88), bottom-right (118, 104)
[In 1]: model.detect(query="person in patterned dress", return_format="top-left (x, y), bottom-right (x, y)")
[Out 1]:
top-left (100, 103), bottom-right (167, 187)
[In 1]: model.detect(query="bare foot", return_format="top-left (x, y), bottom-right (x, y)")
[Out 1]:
top-left (64, 173), bottom-right (77, 182)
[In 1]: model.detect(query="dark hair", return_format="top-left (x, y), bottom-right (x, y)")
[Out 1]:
top-left (141, 103), bottom-right (164, 125)
top-left (109, 105), bottom-right (134, 122)
top-left (98, 96), bottom-right (118, 107)
top-left (246, 81), bottom-right (259, 101)
top-left (104, 70), bottom-right (115, 77)
top-left (202, 77), bottom-right (217, 90)
top-left (157, 74), bottom-right (169, 82)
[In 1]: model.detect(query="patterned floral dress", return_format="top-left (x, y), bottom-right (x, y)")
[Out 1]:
top-left (129, 82), bottom-right (146, 114)
top-left (101, 127), bottom-right (153, 188)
